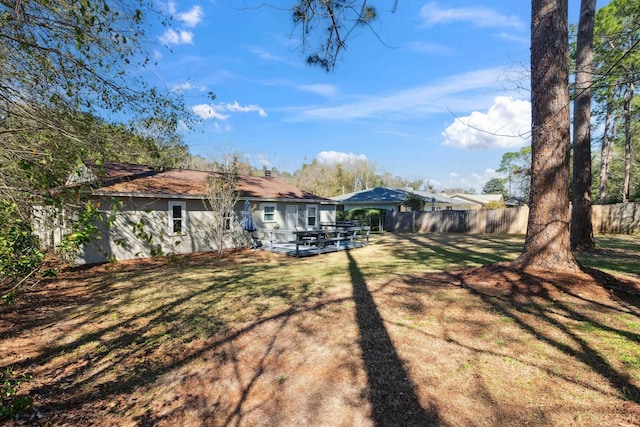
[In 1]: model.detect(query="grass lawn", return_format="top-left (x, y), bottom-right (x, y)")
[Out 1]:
top-left (1, 233), bottom-right (640, 426)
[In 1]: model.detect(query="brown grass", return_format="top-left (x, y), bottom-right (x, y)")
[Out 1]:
top-left (1, 233), bottom-right (640, 426)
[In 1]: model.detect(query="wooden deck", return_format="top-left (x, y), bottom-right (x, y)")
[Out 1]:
top-left (262, 240), bottom-right (368, 257)
top-left (257, 224), bottom-right (370, 257)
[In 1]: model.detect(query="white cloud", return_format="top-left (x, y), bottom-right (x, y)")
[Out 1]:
top-left (178, 5), bottom-right (203, 27)
top-left (172, 82), bottom-right (207, 92)
top-left (316, 151), bottom-right (368, 165)
top-left (423, 178), bottom-right (442, 189)
top-left (406, 41), bottom-right (452, 55)
top-left (497, 32), bottom-right (529, 45)
top-left (192, 101), bottom-right (267, 121)
top-left (192, 104), bottom-right (229, 120)
top-left (298, 84), bottom-right (338, 98)
top-left (255, 154), bottom-right (272, 168)
top-left (249, 47), bottom-right (296, 65)
top-left (165, 0), bottom-right (177, 14)
top-left (287, 67), bottom-right (521, 122)
top-left (159, 28), bottom-right (194, 45)
top-left (158, 3), bottom-right (201, 45)
top-left (165, 1), bottom-right (202, 27)
top-left (474, 169), bottom-right (501, 189)
top-left (225, 101), bottom-right (267, 117)
top-left (442, 96), bottom-right (531, 150)
top-left (441, 169), bottom-right (502, 193)
top-left (420, 2), bottom-right (524, 29)
top-left (213, 122), bottom-right (232, 133)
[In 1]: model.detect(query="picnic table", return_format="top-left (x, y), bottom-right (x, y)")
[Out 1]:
top-left (293, 224), bottom-right (369, 254)
top-left (258, 223), bottom-right (370, 256)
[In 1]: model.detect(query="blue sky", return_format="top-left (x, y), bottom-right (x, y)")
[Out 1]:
top-left (144, 1), bottom-right (596, 192)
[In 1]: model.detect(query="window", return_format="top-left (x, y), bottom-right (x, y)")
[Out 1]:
top-left (306, 205), bottom-right (317, 228)
top-left (224, 210), bottom-right (234, 231)
top-left (168, 201), bottom-right (186, 235)
top-left (262, 203), bottom-right (276, 222)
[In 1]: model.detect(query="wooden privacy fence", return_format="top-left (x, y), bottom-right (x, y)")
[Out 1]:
top-left (387, 203), bottom-right (640, 234)
top-left (592, 203), bottom-right (640, 234)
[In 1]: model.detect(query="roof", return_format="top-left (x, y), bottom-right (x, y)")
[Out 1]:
top-left (331, 187), bottom-right (466, 205)
top-left (74, 162), bottom-right (334, 203)
top-left (449, 193), bottom-right (504, 205)
top-left (332, 187), bottom-right (408, 204)
top-left (410, 190), bottom-right (466, 205)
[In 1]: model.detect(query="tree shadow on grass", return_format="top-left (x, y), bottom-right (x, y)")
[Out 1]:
top-left (398, 234), bottom-right (520, 269)
top-left (460, 263), bottom-right (640, 404)
top-left (1, 256), bottom-right (342, 425)
top-left (580, 266), bottom-right (640, 312)
top-left (345, 250), bottom-right (441, 426)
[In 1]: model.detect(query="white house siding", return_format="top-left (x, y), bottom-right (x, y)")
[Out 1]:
top-left (254, 202), bottom-right (336, 230)
top-left (32, 205), bottom-right (68, 250)
top-left (75, 197), bottom-right (216, 264)
top-left (35, 197), bottom-right (336, 264)
top-left (320, 205), bottom-right (336, 225)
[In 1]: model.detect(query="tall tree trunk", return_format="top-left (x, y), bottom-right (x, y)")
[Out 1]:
top-left (599, 99), bottom-right (615, 204)
top-left (514, 0), bottom-right (580, 272)
top-left (570, 0), bottom-right (596, 251)
top-left (622, 83), bottom-right (634, 202)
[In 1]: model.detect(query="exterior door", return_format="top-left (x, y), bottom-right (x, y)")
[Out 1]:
top-left (286, 205), bottom-right (298, 241)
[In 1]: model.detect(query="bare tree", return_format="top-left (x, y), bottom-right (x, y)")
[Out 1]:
top-left (206, 156), bottom-right (241, 255)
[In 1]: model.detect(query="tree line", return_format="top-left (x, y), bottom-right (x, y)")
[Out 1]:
top-left (189, 152), bottom-right (436, 198)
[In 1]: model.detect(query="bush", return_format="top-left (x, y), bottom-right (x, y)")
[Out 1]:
top-left (338, 208), bottom-right (386, 231)
top-left (0, 201), bottom-right (44, 296)
top-left (484, 200), bottom-right (506, 209)
top-left (0, 367), bottom-right (33, 421)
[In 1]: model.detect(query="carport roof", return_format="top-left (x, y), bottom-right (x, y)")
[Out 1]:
top-left (332, 187), bottom-right (466, 205)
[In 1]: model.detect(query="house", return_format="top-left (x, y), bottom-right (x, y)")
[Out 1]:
top-left (33, 162), bottom-right (336, 264)
top-left (331, 187), bottom-right (467, 212)
top-left (446, 193), bottom-right (505, 209)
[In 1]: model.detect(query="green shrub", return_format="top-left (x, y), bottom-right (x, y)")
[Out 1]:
top-left (403, 193), bottom-right (426, 211)
top-left (0, 367), bottom-right (33, 421)
top-left (338, 208), bottom-right (386, 231)
top-left (0, 201), bottom-right (44, 296)
top-left (484, 200), bottom-right (506, 209)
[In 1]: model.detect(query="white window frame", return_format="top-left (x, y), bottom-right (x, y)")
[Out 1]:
top-left (262, 203), bottom-right (277, 222)
top-left (306, 205), bottom-right (318, 228)
top-left (168, 201), bottom-right (187, 235)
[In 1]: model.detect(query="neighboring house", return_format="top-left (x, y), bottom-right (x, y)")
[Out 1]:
top-left (447, 193), bottom-right (505, 209)
top-left (331, 187), bottom-right (466, 212)
top-left (33, 162), bottom-right (336, 264)
top-left (505, 197), bottom-right (526, 207)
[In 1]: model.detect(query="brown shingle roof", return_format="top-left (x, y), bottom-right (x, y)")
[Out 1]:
top-left (88, 162), bottom-right (333, 202)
